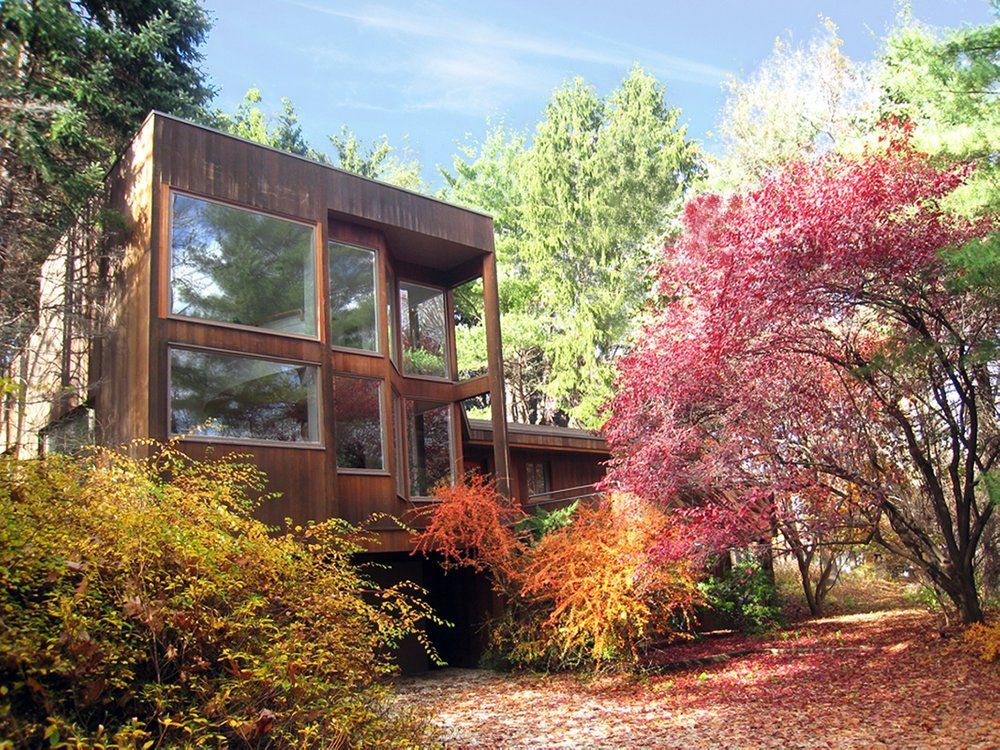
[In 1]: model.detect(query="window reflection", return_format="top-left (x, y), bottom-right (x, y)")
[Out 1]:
top-left (400, 282), bottom-right (448, 378)
top-left (406, 400), bottom-right (452, 496)
top-left (169, 348), bottom-right (320, 443)
top-left (170, 193), bottom-right (317, 336)
top-left (332, 375), bottom-right (384, 470)
top-left (526, 461), bottom-right (551, 499)
top-left (392, 391), bottom-right (405, 496)
top-left (329, 243), bottom-right (378, 351)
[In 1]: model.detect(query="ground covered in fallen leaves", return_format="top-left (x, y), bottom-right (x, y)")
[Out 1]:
top-left (394, 609), bottom-right (1000, 749)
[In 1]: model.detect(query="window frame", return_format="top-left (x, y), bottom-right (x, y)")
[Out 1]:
top-left (165, 343), bottom-right (325, 450)
top-left (328, 239), bottom-right (383, 358)
top-left (331, 372), bottom-right (388, 475)
top-left (397, 277), bottom-right (454, 383)
top-left (164, 187), bottom-right (324, 342)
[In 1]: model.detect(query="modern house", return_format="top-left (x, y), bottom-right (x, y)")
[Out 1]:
top-left (2, 112), bottom-right (608, 667)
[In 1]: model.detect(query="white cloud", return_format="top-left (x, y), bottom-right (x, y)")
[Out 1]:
top-left (289, 0), bottom-right (729, 115)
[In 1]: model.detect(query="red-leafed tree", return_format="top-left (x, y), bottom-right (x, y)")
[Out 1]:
top-left (604, 136), bottom-right (998, 623)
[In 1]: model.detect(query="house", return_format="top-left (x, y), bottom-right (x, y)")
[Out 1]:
top-left (2, 112), bottom-right (608, 667)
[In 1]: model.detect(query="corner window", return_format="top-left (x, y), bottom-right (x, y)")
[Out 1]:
top-left (329, 242), bottom-right (378, 352)
top-left (332, 375), bottom-right (384, 470)
top-left (405, 400), bottom-right (453, 497)
top-left (453, 278), bottom-right (487, 380)
top-left (169, 193), bottom-right (317, 336)
top-left (387, 266), bottom-right (399, 369)
top-left (392, 390), bottom-right (405, 496)
top-left (400, 282), bottom-right (448, 378)
top-left (169, 348), bottom-right (320, 443)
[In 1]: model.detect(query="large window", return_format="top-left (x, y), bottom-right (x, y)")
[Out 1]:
top-left (329, 242), bottom-right (378, 352)
top-left (400, 282), bottom-right (449, 378)
top-left (170, 193), bottom-right (317, 336)
top-left (406, 400), bottom-right (453, 497)
top-left (169, 348), bottom-right (320, 443)
top-left (332, 375), bottom-right (384, 470)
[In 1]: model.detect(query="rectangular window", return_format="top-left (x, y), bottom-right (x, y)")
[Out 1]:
top-left (406, 400), bottom-right (453, 497)
top-left (400, 282), bottom-right (449, 378)
top-left (169, 348), bottom-right (320, 443)
top-left (40, 408), bottom-right (94, 456)
top-left (526, 461), bottom-right (551, 499)
top-left (170, 193), bottom-right (317, 336)
top-left (387, 266), bottom-right (399, 368)
top-left (329, 242), bottom-right (378, 352)
top-left (332, 375), bottom-right (384, 470)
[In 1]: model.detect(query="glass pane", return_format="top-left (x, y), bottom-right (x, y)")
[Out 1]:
top-left (330, 243), bottom-right (378, 351)
top-left (527, 462), bottom-right (551, 498)
top-left (406, 400), bottom-right (452, 496)
top-left (332, 375), bottom-right (383, 470)
top-left (454, 278), bottom-right (487, 380)
top-left (400, 282), bottom-right (448, 378)
top-left (170, 193), bottom-right (317, 336)
top-left (393, 392), bottom-right (405, 496)
top-left (387, 266), bottom-right (399, 368)
top-left (170, 348), bottom-right (320, 443)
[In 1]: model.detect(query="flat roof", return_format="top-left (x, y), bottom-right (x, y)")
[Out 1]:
top-left (137, 110), bottom-right (492, 219)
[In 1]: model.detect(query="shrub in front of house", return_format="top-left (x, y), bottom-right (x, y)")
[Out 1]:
top-left (0, 443), bottom-right (439, 748)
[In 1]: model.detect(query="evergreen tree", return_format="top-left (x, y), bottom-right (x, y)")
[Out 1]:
top-left (442, 69), bottom-right (699, 427)
top-left (0, 0), bottom-right (212, 356)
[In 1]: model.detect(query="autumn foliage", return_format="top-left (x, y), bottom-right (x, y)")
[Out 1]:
top-left (604, 135), bottom-right (997, 624)
top-left (413, 471), bottom-right (527, 590)
top-left (0, 443), bottom-right (439, 748)
top-left (415, 476), bottom-right (700, 667)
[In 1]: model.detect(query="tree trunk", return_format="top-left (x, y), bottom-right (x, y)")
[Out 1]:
top-left (944, 574), bottom-right (985, 625)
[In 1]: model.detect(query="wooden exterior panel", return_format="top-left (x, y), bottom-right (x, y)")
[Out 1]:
top-left (176, 439), bottom-right (330, 528)
top-left (95, 116), bottom-right (156, 450)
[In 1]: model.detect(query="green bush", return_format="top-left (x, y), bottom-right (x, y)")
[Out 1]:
top-left (0, 443), bottom-right (440, 748)
top-left (699, 558), bottom-right (783, 634)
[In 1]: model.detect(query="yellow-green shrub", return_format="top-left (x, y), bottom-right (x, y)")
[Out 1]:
top-left (0, 443), bottom-right (439, 748)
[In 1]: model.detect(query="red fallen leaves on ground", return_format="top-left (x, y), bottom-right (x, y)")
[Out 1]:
top-left (393, 609), bottom-right (1000, 749)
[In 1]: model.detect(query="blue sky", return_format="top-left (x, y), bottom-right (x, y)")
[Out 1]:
top-left (201, 0), bottom-right (994, 185)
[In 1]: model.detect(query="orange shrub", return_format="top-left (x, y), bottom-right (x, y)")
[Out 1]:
top-left (521, 494), bottom-right (700, 662)
top-left (415, 478), bottom-right (700, 668)
top-left (413, 472), bottom-right (528, 595)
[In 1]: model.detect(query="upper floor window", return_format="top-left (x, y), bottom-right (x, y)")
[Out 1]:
top-left (386, 266), bottom-right (399, 369)
top-left (169, 348), bottom-right (320, 444)
top-left (400, 282), bottom-right (448, 378)
top-left (332, 375), bottom-right (384, 470)
top-left (169, 193), bottom-right (317, 337)
top-left (329, 242), bottom-right (378, 352)
top-left (453, 277), bottom-right (486, 380)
